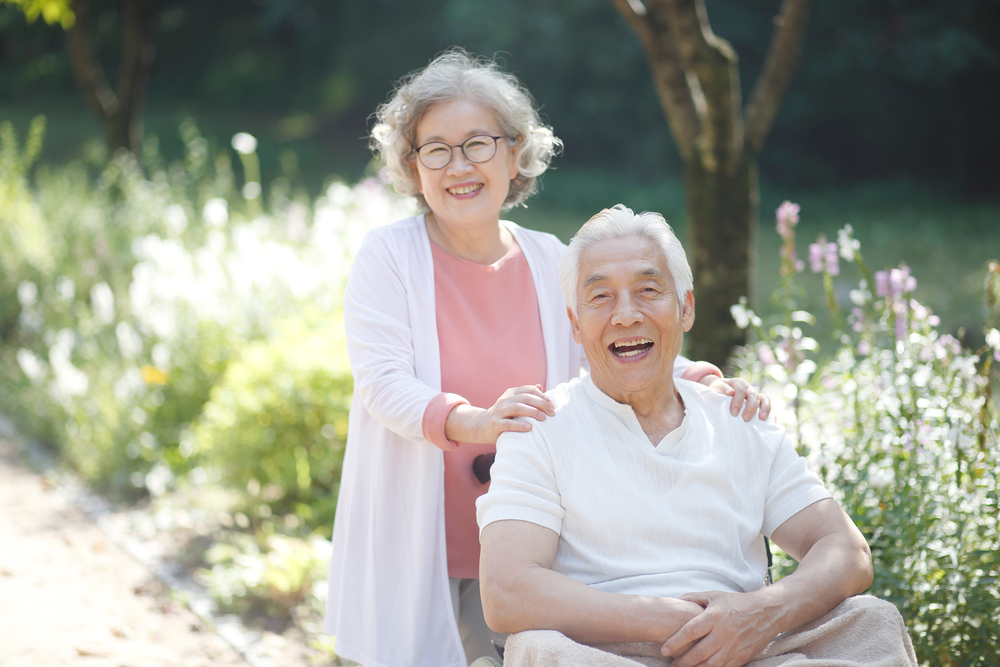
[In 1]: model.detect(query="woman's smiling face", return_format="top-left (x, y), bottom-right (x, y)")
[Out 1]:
top-left (412, 98), bottom-right (519, 230)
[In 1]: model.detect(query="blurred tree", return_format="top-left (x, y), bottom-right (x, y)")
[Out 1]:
top-left (613, 0), bottom-right (810, 367)
top-left (1, 0), bottom-right (154, 154)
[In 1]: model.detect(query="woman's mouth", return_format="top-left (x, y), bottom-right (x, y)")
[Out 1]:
top-left (610, 339), bottom-right (654, 358)
top-left (447, 184), bottom-right (483, 196)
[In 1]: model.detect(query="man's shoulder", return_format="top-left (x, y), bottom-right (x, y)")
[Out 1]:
top-left (678, 379), bottom-right (787, 442)
top-left (546, 376), bottom-right (586, 413)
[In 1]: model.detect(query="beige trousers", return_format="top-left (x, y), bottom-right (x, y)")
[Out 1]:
top-left (503, 595), bottom-right (918, 667)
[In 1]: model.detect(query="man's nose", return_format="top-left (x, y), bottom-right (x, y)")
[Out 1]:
top-left (610, 293), bottom-right (643, 326)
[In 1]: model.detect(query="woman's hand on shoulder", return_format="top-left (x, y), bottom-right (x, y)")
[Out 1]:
top-left (699, 376), bottom-right (771, 422)
top-left (445, 385), bottom-right (556, 445)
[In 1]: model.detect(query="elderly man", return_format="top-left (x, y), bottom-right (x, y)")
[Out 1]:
top-left (475, 205), bottom-right (917, 667)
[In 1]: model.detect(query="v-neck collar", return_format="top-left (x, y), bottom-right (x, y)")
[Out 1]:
top-left (581, 373), bottom-right (691, 454)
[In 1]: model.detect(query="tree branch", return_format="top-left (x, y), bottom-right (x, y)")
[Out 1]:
top-left (611, 0), bottom-right (700, 161)
top-left (744, 0), bottom-right (811, 156)
top-left (652, 0), bottom-right (742, 173)
top-left (117, 0), bottom-right (155, 150)
top-left (66, 0), bottom-right (118, 123)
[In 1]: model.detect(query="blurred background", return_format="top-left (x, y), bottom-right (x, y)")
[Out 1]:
top-left (3, 0), bottom-right (998, 333)
top-left (2, 1), bottom-right (999, 663)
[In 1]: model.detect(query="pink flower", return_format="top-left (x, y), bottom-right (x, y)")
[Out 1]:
top-left (850, 307), bottom-right (864, 332)
top-left (875, 271), bottom-right (889, 297)
top-left (824, 242), bottom-right (840, 276)
top-left (857, 340), bottom-right (871, 355)
top-left (758, 344), bottom-right (777, 366)
top-left (809, 243), bottom-right (823, 273)
top-left (889, 267), bottom-right (916, 297)
top-left (776, 201), bottom-right (800, 240)
top-left (893, 301), bottom-right (908, 340)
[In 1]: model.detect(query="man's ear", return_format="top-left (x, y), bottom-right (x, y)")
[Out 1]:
top-left (681, 291), bottom-right (695, 332)
top-left (568, 306), bottom-right (583, 344)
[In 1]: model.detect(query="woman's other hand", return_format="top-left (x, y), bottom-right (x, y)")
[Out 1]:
top-left (445, 385), bottom-right (556, 445)
top-left (700, 377), bottom-right (771, 422)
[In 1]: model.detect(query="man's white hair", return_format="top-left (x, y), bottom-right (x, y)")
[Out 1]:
top-left (559, 204), bottom-right (694, 314)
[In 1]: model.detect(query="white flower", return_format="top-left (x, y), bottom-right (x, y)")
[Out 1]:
top-left (242, 182), bottom-right (262, 200)
top-left (868, 467), bottom-right (894, 489)
top-left (115, 322), bottom-right (143, 358)
top-left (849, 289), bottom-right (868, 306)
top-left (730, 298), bottom-right (751, 329)
top-left (163, 205), bottom-right (188, 235)
top-left (231, 132), bottom-right (258, 155)
top-left (90, 282), bottom-right (116, 325)
top-left (986, 328), bottom-right (1000, 351)
top-left (837, 225), bottom-right (861, 262)
top-left (203, 198), bottom-right (229, 227)
top-left (56, 277), bottom-right (75, 302)
top-left (16, 348), bottom-right (46, 383)
top-left (17, 281), bottom-right (38, 306)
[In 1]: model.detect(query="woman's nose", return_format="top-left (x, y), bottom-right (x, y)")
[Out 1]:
top-left (446, 149), bottom-right (475, 174)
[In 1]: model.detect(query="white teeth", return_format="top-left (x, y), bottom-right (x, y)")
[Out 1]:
top-left (613, 339), bottom-right (652, 348)
top-left (448, 184), bottom-right (481, 195)
top-left (617, 349), bottom-right (645, 357)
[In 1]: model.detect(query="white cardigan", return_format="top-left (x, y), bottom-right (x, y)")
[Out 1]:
top-left (324, 214), bottom-right (692, 667)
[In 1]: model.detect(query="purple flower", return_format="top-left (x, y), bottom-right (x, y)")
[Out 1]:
top-left (850, 307), bottom-right (864, 332)
top-left (889, 267), bottom-right (916, 297)
top-left (809, 243), bottom-right (823, 273)
top-left (893, 301), bottom-right (908, 340)
top-left (776, 201), bottom-right (800, 240)
top-left (875, 271), bottom-right (889, 297)
top-left (824, 242), bottom-right (840, 276)
top-left (758, 344), bottom-right (777, 366)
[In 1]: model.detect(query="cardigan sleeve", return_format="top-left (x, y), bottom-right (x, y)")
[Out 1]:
top-left (343, 227), bottom-right (442, 443)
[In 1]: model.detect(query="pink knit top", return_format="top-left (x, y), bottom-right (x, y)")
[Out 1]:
top-left (422, 238), bottom-right (547, 578)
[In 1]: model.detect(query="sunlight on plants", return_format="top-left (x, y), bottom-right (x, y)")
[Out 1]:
top-left (732, 202), bottom-right (1000, 665)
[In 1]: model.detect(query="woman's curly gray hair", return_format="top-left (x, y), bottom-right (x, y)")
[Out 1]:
top-left (370, 48), bottom-right (562, 210)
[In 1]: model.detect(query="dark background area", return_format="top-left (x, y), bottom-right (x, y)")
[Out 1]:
top-left (2, 0), bottom-right (998, 200)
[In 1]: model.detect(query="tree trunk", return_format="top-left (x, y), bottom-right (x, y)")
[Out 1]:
top-left (612, 0), bottom-right (810, 366)
top-left (685, 157), bottom-right (758, 368)
top-left (67, 0), bottom-right (154, 156)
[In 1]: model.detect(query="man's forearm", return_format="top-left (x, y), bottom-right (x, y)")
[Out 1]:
top-left (480, 520), bottom-right (703, 644)
top-left (765, 499), bottom-right (874, 635)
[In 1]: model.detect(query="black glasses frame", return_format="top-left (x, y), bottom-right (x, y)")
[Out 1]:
top-left (411, 135), bottom-right (513, 170)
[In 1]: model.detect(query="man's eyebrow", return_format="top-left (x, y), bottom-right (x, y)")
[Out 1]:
top-left (582, 274), bottom-right (609, 289)
top-left (635, 268), bottom-right (664, 279)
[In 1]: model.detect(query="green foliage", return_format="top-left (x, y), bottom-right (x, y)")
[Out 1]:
top-left (733, 204), bottom-right (1000, 666)
top-left (193, 315), bottom-right (352, 534)
top-left (0, 0), bottom-right (73, 28)
top-left (201, 531), bottom-right (331, 628)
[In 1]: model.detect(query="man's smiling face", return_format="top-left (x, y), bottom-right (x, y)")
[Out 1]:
top-left (569, 235), bottom-right (694, 406)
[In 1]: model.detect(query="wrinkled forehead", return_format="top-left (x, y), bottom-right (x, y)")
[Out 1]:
top-left (577, 236), bottom-right (673, 290)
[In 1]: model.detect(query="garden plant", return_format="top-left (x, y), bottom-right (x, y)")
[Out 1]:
top-left (1, 116), bottom-right (998, 665)
top-left (731, 203), bottom-right (1000, 666)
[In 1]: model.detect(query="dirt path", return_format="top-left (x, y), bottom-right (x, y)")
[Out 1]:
top-left (0, 435), bottom-right (252, 667)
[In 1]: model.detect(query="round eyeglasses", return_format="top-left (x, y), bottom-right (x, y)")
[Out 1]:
top-left (411, 135), bottom-right (513, 170)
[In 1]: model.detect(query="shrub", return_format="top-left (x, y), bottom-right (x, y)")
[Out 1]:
top-left (732, 203), bottom-right (1000, 666)
top-left (0, 116), bottom-right (413, 502)
top-left (192, 314), bottom-right (353, 534)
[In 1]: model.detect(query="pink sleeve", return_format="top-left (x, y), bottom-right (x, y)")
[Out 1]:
top-left (421, 392), bottom-right (470, 451)
top-left (680, 361), bottom-right (724, 383)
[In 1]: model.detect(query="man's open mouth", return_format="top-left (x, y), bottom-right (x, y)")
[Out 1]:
top-left (610, 339), bottom-right (653, 358)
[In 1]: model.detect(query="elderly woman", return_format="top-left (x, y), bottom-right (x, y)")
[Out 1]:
top-left (324, 49), bottom-right (769, 667)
